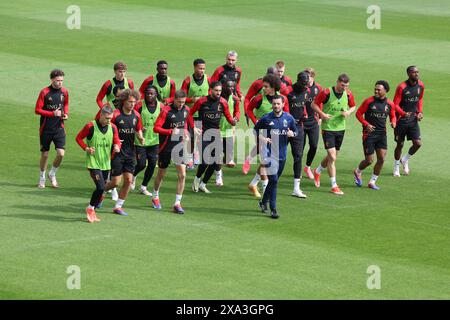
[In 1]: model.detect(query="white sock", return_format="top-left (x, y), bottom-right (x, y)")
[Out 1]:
top-left (88, 205), bottom-right (95, 210)
top-left (261, 179), bottom-right (269, 192)
top-left (394, 160), bottom-right (400, 166)
top-left (49, 166), bottom-right (58, 176)
top-left (330, 177), bottom-right (337, 188)
top-left (401, 154), bottom-right (411, 163)
top-left (140, 185), bottom-right (147, 191)
top-left (216, 170), bottom-right (222, 178)
top-left (115, 199), bottom-right (125, 208)
top-left (200, 182), bottom-right (206, 189)
top-left (316, 164), bottom-right (324, 174)
top-left (153, 190), bottom-right (159, 198)
top-left (356, 167), bottom-right (362, 175)
top-left (250, 173), bottom-right (261, 186)
top-left (294, 178), bottom-right (301, 191)
top-left (370, 174), bottom-right (378, 184)
top-left (175, 194), bottom-right (182, 205)
top-left (40, 171), bottom-right (46, 178)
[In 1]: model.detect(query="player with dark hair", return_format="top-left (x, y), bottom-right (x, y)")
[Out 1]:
top-left (281, 71), bottom-right (310, 198)
top-left (243, 66), bottom-right (279, 127)
top-left (139, 60), bottom-right (176, 103)
top-left (35, 69), bottom-right (69, 189)
top-left (130, 85), bottom-right (162, 196)
top-left (255, 95), bottom-right (298, 219)
top-left (181, 58), bottom-right (210, 169)
top-left (190, 81), bottom-right (237, 194)
top-left (311, 73), bottom-right (356, 195)
top-left (96, 61), bottom-right (134, 110)
top-left (103, 89), bottom-right (144, 216)
top-left (210, 51), bottom-right (243, 99)
top-left (302, 67), bottom-right (322, 179)
top-left (216, 80), bottom-right (241, 185)
top-left (151, 90), bottom-right (193, 214)
top-left (246, 74), bottom-right (289, 198)
top-left (240, 67), bottom-right (280, 175)
top-left (392, 66), bottom-right (425, 176)
top-left (76, 106), bottom-right (121, 222)
top-left (354, 81), bottom-right (397, 190)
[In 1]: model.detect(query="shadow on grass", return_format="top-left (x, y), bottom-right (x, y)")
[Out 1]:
top-left (3, 204), bottom-right (84, 223)
top-left (17, 162), bottom-right (86, 172)
top-left (188, 205), bottom-right (268, 218)
top-left (2, 181), bottom-right (89, 198)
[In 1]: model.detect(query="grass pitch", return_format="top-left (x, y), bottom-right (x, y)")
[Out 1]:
top-left (0, 0), bottom-right (449, 299)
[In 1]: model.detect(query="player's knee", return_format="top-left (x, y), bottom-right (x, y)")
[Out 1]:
top-left (328, 154), bottom-right (337, 163)
top-left (414, 140), bottom-right (422, 148)
top-left (109, 182), bottom-right (119, 189)
top-left (137, 162), bottom-right (146, 172)
top-left (366, 157), bottom-right (374, 165)
top-left (41, 151), bottom-right (49, 158)
top-left (57, 149), bottom-right (65, 157)
top-left (110, 179), bottom-right (120, 188)
top-left (178, 171), bottom-right (186, 180)
top-left (157, 168), bottom-right (167, 177)
top-left (123, 175), bottom-right (133, 185)
top-left (149, 161), bottom-right (157, 169)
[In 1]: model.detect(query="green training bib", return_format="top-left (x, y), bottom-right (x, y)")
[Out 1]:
top-left (321, 87), bottom-right (349, 131)
top-left (135, 100), bottom-right (160, 147)
top-left (220, 95), bottom-right (235, 138)
top-left (106, 77), bottom-right (130, 105)
top-left (154, 76), bottom-right (172, 100)
top-left (86, 121), bottom-right (113, 170)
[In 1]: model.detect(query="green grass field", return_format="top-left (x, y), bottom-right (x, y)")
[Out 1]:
top-left (0, 0), bottom-right (449, 299)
